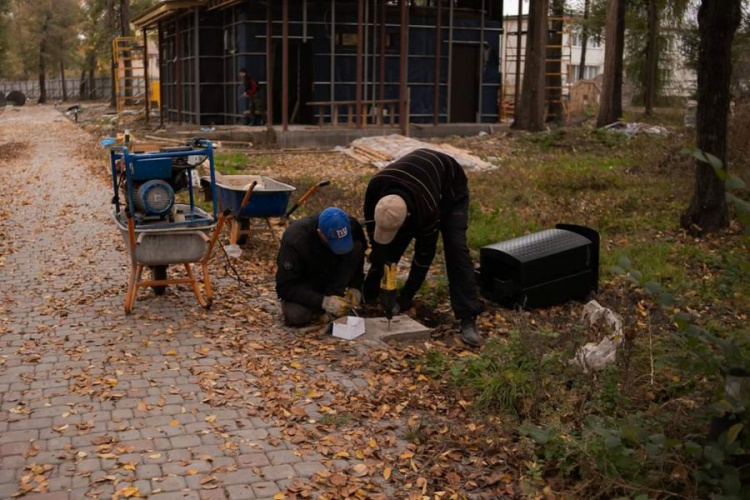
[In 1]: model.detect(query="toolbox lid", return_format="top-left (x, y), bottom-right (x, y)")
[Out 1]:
top-left (481, 229), bottom-right (592, 264)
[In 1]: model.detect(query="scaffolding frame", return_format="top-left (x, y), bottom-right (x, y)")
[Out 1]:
top-left (501, 14), bottom-right (572, 120)
top-left (113, 37), bottom-right (150, 117)
top-left (142, 1), bottom-right (505, 127)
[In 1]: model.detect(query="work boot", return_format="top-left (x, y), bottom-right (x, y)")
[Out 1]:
top-left (460, 318), bottom-right (483, 348)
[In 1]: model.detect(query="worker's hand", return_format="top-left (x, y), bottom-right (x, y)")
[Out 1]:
top-left (345, 288), bottom-right (362, 307)
top-left (322, 295), bottom-right (350, 317)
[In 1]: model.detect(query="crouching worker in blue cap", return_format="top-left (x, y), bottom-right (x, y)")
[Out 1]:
top-left (276, 207), bottom-right (367, 327)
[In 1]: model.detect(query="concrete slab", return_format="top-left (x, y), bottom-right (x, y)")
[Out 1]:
top-left (363, 315), bottom-right (431, 343)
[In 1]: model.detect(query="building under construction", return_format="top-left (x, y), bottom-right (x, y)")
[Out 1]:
top-left (133, 0), bottom-right (504, 132)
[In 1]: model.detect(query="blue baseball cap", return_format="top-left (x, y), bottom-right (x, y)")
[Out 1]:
top-left (318, 207), bottom-right (354, 255)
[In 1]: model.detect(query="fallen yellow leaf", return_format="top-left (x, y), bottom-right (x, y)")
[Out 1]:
top-left (113, 485), bottom-right (140, 499)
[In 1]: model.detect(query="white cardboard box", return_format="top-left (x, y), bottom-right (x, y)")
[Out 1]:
top-left (332, 316), bottom-right (366, 340)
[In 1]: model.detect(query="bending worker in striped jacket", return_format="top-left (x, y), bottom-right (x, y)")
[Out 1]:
top-left (363, 149), bottom-right (484, 347)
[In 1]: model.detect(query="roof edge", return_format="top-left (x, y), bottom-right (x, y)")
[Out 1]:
top-left (133, 0), bottom-right (206, 29)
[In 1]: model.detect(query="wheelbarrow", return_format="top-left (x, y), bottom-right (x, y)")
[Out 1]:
top-left (109, 139), bottom-right (227, 314)
top-left (204, 175), bottom-right (330, 245)
top-left (114, 205), bottom-right (226, 314)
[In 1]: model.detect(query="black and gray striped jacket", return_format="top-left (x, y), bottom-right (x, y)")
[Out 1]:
top-left (364, 149), bottom-right (468, 298)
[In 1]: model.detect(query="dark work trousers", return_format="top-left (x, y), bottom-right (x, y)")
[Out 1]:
top-left (281, 302), bottom-right (320, 327)
top-left (365, 198), bottom-right (483, 320)
top-left (441, 197), bottom-right (484, 320)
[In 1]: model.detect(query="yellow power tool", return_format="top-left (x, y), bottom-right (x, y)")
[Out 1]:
top-left (380, 263), bottom-right (399, 330)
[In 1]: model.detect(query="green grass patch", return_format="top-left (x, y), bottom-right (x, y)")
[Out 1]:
top-left (214, 152), bottom-right (273, 175)
top-left (467, 203), bottom-right (540, 249)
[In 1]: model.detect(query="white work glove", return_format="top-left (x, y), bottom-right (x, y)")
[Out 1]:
top-left (322, 295), bottom-right (349, 317)
top-left (345, 288), bottom-right (362, 307)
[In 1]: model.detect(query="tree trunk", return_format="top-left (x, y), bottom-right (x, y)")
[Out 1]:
top-left (120, 0), bottom-right (130, 36)
top-left (680, 0), bottom-right (742, 234)
top-left (643, 0), bottom-right (659, 116)
top-left (60, 61), bottom-right (68, 102)
top-left (108, 0), bottom-right (117, 108)
top-left (39, 45), bottom-right (47, 104)
top-left (547, 0), bottom-right (565, 123)
top-left (579, 0), bottom-right (590, 81)
top-left (512, 0), bottom-right (548, 131)
top-left (596, 0), bottom-right (626, 127)
top-left (79, 68), bottom-right (87, 100)
top-left (89, 68), bottom-right (96, 99)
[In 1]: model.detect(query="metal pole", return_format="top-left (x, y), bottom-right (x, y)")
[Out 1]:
top-left (282, 0), bottom-right (289, 132)
top-left (194, 7), bottom-right (201, 126)
top-left (158, 21), bottom-right (165, 128)
top-left (330, 0), bottom-right (336, 120)
top-left (379, 0), bottom-right (386, 102)
top-left (364, 0), bottom-right (369, 103)
top-left (303, 0), bottom-right (308, 41)
top-left (515, 0), bottom-right (522, 109)
top-left (399, 0), bottom-right (408, 135)
top-left (371, 0), bottom-right (377, 106)
top-left (356, 0), bottom-right (364, 129)
top-left (143, 29), bottom-right (150, 124)
top-left (478, 0), bottom-right (485, 123)
top-left (447, 0), bottom-right (454, 123)
top-left (266, 0), bottom-right (274, 129)
top-left (176, 16), bottom-right (182, 124)
top-left (433, 0), bottom-right (442, 125)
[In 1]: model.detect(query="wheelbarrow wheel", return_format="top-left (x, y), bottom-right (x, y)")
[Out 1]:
top-left (151, 265), bottom-right (168, 295)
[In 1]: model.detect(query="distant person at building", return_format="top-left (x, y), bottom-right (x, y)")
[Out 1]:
top-left (239, 68), bottom-right (262, 126)
top-left (363, 149), bottom-right (485, 347)
top-left (276, 208), bottom-right (367, 327)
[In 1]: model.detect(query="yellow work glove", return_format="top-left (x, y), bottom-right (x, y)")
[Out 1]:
top-left (322, 295), bottom-right (349, 317)
top-left (344, 288), bottom-right (362, 308)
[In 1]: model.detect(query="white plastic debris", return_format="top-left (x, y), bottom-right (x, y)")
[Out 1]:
top-left (223, 245), bottom-right (243, 259)
top-left (332, 316), bottom-right (366, 340)
top-left (570, 300), bottom-right (624, 372)
top-left (342, 134), bottom-right (497, 171)
top-left (603, 121), bottom-right (669, 138)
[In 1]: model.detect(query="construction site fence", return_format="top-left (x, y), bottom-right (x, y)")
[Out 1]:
top-left (0, 78), bottom-right (127, 102)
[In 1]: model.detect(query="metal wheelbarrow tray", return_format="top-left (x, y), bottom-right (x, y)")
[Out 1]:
top-left (113, 204), bottom-right (224, 314)
top-left (113, 204), bottom-right (215, 266)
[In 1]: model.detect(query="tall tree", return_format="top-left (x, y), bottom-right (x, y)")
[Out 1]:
top-left (681, 0), bottom-right (742, 233)
top-left (11, 0), bottom-right (80, 103)
top-left (643, 0), bottom-right (659, 115)
top-left (596, 0), bottom-right (626, 127)
top-left (107, 0), bottom-right (117, 107)
top-left (578, 0), bottom-right (591, 81)
top-left (120, 0), bottom-right (130, 36)
top-left (513, 0), bottom-right (549, 131)
top-left (625, 0), bottom-right (691, 115)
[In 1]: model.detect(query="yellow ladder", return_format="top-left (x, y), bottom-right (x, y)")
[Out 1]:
top-left (113, 37), bottom-right (147, 116)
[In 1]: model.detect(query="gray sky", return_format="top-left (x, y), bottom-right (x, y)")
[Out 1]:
top-left (504, 0), bottom-right (529, 16)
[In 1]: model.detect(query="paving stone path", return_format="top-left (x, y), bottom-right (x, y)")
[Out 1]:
top-left (0, 107), bottom-right (395, 500)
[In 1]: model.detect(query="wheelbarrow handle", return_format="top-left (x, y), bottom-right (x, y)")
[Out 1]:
top-left (285, 179), bottom-right (331, 219)
top-left (125, 209), bottom-right (137, 265)
top-left (239, 181), bottom-right (258, 212)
